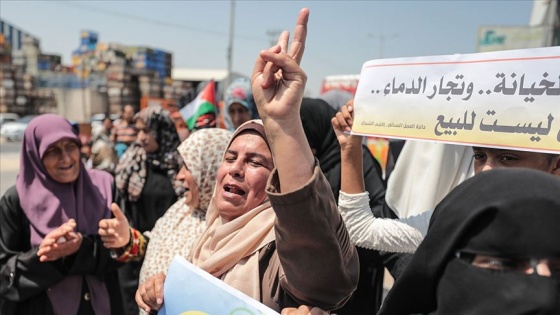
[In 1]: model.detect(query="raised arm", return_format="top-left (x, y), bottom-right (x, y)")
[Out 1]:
top-left (251, 8), bottom-right (314, 193)
top-left (332, 102), bottom-right (425, 253)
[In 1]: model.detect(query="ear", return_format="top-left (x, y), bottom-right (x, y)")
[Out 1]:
top-left (551, 155), bottom-right (560, 177)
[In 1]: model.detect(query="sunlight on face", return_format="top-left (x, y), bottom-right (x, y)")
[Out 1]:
top-left (214, 132), bottom-right (273, 222)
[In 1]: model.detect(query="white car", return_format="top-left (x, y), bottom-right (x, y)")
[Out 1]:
top-left (0, 115), bottom-right (38, 141)
top-left (0, 113), bottom-right (20, 128)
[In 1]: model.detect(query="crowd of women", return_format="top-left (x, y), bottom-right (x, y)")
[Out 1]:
top-left (1, 7), bottom-right (559, 315)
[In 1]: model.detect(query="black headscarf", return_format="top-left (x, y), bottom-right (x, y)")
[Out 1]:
top-left (300, 98), bottom-right (341, 173)
top-left (379, 168), bottom-right (560, 315)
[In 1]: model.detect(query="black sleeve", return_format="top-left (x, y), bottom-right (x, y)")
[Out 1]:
top-left (0, 187), bottom-right (66, 302)
top-left (0, 186), bottom-right (123, 303)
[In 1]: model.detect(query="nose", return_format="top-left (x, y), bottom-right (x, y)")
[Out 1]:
top-left (524, 259), bottom-right (553, 277)
top-left (228, 159), bottom-right (245, 178)
top-left (137, 130), bottom-right (146, 141)
top-left (535, 261), bottom-right (552, 277)
top-left (480, 159), bottom-right (497, 173)
top-left (177, 167), bottom-right (186, 181)
top-left (61, 148), bottom-right (73, 162)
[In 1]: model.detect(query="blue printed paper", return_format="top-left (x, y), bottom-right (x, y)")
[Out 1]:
top-left (159, 255), bottom-right (279, 315)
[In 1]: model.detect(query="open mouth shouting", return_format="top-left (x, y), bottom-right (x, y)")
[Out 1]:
top-left (223, 183), bottom-right (246, 199)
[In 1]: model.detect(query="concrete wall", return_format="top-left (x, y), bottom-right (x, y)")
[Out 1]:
top-left (40, 87), bottom-right (108, 122)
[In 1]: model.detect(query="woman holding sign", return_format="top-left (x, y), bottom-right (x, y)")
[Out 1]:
top-left (136, 8), bottom-right (359, 314)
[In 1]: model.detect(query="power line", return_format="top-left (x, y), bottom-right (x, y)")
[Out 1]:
top-left (52, 0), bottom-right (266, 43)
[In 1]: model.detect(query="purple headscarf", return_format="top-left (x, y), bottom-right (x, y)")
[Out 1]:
top-left (16, 114), bottom-right (113, 315)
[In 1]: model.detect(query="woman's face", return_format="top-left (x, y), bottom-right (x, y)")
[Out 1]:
top-left (178, 165), bottom-right (200, 209)
top-left (214, 132), bottom-right (273, 222)
top-left (228, 103), bottom-right (251, 129)
top-left (42, 139), bottom-right (81, 184)
top-left (136, 120), bottom-right (159, 153)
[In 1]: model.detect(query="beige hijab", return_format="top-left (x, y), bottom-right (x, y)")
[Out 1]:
top-left (189, 120), bottom-right (276, 300)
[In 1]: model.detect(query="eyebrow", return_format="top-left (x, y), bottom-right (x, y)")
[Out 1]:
top-left (225, 149), bottom-right (273, 166)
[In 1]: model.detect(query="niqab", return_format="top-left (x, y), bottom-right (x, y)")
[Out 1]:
top-left (379, 168), bottom-right (560, 315)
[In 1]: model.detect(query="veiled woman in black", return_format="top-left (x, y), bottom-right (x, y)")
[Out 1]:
top-left (379, 168), bottom-right (560, 315)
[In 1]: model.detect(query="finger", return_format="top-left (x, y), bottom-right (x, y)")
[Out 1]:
top-left (331, 116), bottom-right (343, 132)
top-left (260, 51), bottom-right (304, 80)
top-left (341, 104), bottom-right (354, 126)
top-left (111, 203), bottom-right (127, 221)
top-left (64, 219), bottom-right (77, 231)
top-left (289, 8), bottom-right (309, 65)
top-left (98, 218), bottom-right (109, 229)
top-left (309, 307), bottom-right (329, 315)
top-left (135, 286), bottom-right (151, 313)
top-left (154, 275), bottom-right (165, 305)
top-left (144, 279), bottom-right (160, 309)
top-left (251, 50), bottom-right (268, 88)
top-left (37, 245), bottom-right (51, 257)
top-left (281, 308), bottom-right (297, 315)
top-left (261, 45), bottom-right (282, 89)
top-left (276, 31), bottom-right (290, 54)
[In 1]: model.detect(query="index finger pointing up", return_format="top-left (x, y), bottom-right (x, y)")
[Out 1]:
top-left (289, 8), bottom-right (309, 65)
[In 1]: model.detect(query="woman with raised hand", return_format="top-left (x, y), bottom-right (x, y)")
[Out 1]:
top-left (0, 114), bottom-right (123, 315)
top-left (136, 8), bottom-right (359, 314)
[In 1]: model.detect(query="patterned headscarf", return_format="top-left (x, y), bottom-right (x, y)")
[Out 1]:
top-left (116, 106), bottom-right (182, 201)
top-left (222, 77), bottom-right (259, 131)
top-left (178, 128), bottom-right (232, 211)
top-left (138, 128), bottom-right (232, 285)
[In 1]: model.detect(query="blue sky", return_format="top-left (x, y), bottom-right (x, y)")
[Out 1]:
top-left (1, 0), bottom-right (535, 96)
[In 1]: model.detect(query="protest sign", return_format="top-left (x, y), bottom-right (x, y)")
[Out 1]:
top-left (159, 255), bottom-right (279, 315)
top-left (352, 47), bottom-right (560, 154)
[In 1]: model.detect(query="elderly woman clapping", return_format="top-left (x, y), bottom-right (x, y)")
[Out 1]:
top-left (0, 114), bottom-right (124, 315)
top-left (136, 7), bottom-right (359, 314)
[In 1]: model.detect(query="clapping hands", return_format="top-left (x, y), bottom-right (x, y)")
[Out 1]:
top-left (37, 218), bottom-right (82, 262)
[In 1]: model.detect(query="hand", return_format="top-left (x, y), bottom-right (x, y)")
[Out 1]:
top-left (251, 8), bottom-right (309, 123)
top-left (37, 219), bottom-right (82, 262)
top-left (331, 100), bottom-right (362, 150)
top-left (281, 305), bottom-right (329, 315)
top-left (136, 272), bottom-right (166, 313)
top-left (98, 203), bottom-right (131, 248)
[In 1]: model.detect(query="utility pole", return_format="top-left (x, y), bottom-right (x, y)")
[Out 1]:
top-left (367, 32), bottom-right (398, 59)
top-left (266, 29), bottom-right (282, 47)
top-left (82, 57), bottom-right (87, 122)
top-left (226, 0), bottom-right (235, 93)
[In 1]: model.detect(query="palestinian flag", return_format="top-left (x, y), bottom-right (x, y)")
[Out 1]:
top-left (180, 80), bottom-right (217, 130)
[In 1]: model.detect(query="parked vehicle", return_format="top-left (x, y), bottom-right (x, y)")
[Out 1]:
top-left (0, 115), bottom-right (38, 141)
top-left (0, 113), bottom-right (20, 128)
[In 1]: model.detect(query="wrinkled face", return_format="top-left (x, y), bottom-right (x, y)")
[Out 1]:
top-left (473, 147), bottom-right (560, 175)
top-left (215, 132), bottom-right (273, 222)
top-left (178, 165), bottom-right (200, 209)
top-left (228, 103), bottom-right (251, 129)
top-left (42, 139), bottom-right (81, 184)
top-left (136, 120), bottom-right (159, 153)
